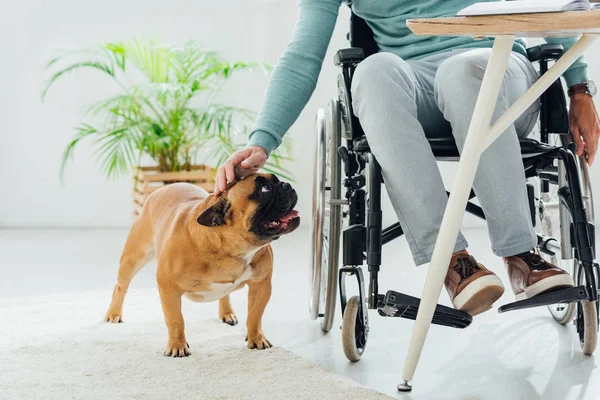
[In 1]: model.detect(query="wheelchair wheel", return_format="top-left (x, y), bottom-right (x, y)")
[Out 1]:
top-left (342, 295), bottom-right (367, 362)
top-left (538, 195), bottom-right (577, 324)
top-left (577, 264), bottom-right (599, 355)
top-left (580, 301), bottom-right (597, 355)
top-left (576, 157), bottom-right (598, 354)
top-left (537, 160), bottom-right (578, 324)
top-left (539, 140), bottom-right (596, 325)
top-left (537, 151), bottom-right (598, 352)
top-left (537, 195), bottom-right (578, 325)
top-left (309, 100), bottom-right (343, 333)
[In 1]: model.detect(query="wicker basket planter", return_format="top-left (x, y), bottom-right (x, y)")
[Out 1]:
top-left (133, 165), bottom-right (215, 217)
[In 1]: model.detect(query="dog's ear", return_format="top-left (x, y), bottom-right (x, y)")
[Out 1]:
top-left (197, 197), bottom-right (231, 227)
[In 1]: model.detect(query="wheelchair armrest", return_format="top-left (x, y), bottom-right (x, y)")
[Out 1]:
top-left (334, 47), bottom-right (365, 67)
top-left (526, 44), bottom-right (564, 63)
top-left (526, 44), bottom-right (569, 135)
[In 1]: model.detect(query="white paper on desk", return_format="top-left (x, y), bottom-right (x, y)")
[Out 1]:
top-left (457, 0), bottom-right (592, 16)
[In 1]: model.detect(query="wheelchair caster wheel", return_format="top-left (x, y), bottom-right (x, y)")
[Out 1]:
top-left (342, 295), bottom-right (367, 362)
top-left (577, 263), bottom-right (598, 355)
top-left (581, 301), bottom-right (598, 355)
top-left (397, 380), bottom-right (412, 392)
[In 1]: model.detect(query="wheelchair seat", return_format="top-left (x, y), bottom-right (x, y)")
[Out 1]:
top-left (353, 135), bottom-right (560, 161)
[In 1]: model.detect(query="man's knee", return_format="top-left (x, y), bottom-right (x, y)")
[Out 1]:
top-left (351, 52), bottom-right (414, 109)
top-left (435, 49), bottom-right (492, 112)
top-left (436, 49), bottom-right (491, 88)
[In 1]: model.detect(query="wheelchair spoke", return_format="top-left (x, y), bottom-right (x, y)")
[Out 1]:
top-left (537, 168), bottom-right (577, 324)
top-left (319, 236), bottom-right (330, 312)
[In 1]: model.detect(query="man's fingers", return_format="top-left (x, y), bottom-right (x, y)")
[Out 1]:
top-left (241, 153), bottom-right (263, 169)
top-left (240, 160), bottom-right (254, 169)
top-left (225, 162), bottom-right (235, 186)
top-left (229, 150), bottom-right (250, 165)
top-left (214, 147), bottom-right (267, 193)
top-left (215, 167), bottom-right (226, 193)
top-left (219, 166), bottom-right (229, 192)
top-left (571, 125), bottom-right (584, 156)
top-left (590, 121), bottom-right (600, 165)
top-left (216, 150), bottom-right (252, 192)
top-left (584, 128), bottom-right (599, 165)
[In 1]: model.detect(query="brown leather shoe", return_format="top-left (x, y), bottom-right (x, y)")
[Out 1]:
top-left (445, 253), bottom-right (505, 316)
top-left (504, 251), bottom-right (574, 300)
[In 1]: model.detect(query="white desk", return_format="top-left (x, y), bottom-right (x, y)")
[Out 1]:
top-left (399, 10), bottom-right (600, 391)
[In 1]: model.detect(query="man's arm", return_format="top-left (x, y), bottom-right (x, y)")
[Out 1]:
top-left (544, 37), bottom-right (600, 164)
top-left (248, 0), bottom-right (342, 156)
top-left (215, 0), bottom-right (342, 192)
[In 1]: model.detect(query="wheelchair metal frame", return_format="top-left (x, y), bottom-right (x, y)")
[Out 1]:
top-left (311, 10), bottom-right (600, 391)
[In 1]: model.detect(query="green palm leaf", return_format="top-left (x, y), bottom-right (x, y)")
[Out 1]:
top-left (42, 61), bottom-right (116, 100)
top-left (44, 37), bottom-right (293, 182)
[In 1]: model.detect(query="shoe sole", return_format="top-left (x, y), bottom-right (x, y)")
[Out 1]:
top-left (515, 274), bottom-right (575, 301)
top-left (453, 275), bottom-right (505, 317)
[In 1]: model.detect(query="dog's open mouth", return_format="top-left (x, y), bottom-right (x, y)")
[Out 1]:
top-left (263, 210), bottom-right (300, 234)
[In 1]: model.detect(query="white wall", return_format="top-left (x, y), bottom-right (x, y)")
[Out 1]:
top-left (1, 1), bottom-right (599, 228)
top-left (0, 0), bottom-right (306, 227)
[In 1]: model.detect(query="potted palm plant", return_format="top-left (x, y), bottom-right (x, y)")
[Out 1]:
top-left (43, 37), bottom-right (293, 216)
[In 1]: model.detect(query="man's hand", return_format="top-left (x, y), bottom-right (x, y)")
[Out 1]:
top-left (214, 146), bottom-right (268, 193)
top-left (569, 93), bottom-right (600, 165)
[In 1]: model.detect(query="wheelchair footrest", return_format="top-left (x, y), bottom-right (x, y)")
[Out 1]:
top-left (498, 285), bottom-right (590, 314)
top-left (377, 290), bottom-right (473, 329)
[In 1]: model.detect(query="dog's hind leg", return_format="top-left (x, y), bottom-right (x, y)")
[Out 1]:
top-left (105, 215), bottom-right (154, 323)
top-left (219, 295), bottom-right (238, 326)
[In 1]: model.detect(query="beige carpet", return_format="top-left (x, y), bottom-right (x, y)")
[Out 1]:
top-left (0, 289), bottom-right (391, 400)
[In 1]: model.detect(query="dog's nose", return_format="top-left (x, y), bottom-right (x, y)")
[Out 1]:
top-left (280, 182), bottom-right (292, 191)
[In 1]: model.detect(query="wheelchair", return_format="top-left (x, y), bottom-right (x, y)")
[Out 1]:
top-left (309, 11), bottom-right (599, 365)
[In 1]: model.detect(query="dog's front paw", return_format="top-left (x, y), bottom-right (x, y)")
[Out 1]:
top-left (164, 341), bottom-right (191, 357)
top-left (245, 333), bottom-right (272, 350)
top-left (220, 313), bottom-right (238, 326)
top-left (104, 311), bottom-right (123, 323)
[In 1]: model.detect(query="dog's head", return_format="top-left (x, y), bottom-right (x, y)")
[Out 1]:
top-left (196, 174), bottom-right (300, 242)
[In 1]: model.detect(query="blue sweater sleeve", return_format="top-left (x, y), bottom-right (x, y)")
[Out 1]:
top-left (248, 0), bottom-right (342, 155)
top-left (544, 37), bottom-right (589, 87)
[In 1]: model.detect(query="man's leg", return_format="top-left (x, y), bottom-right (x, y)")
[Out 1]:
top-left (435, 49), bottom-right (539, 257)
top-left (352, 52), bottom-right (504, 316)
top-left (351, 52), bottom-right (467, 266)
top-left (435, 49), bottom-right (574, 298)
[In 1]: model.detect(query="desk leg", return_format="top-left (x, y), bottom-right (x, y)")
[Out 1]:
top-left (398, 35), bottom-right (515, 392)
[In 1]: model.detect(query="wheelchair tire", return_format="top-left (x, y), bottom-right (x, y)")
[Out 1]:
top-left (538, 147), bottom-right (596, 327)
top-left (576, 158), bottom-right (598, 355)
top-left (581, 301), bottom-right (598, 355)
top-left (309, 101), bottom-right (343, 333)
top-left (536, 163), bottom-right (577, 324)
top-left (342, 295), bottom-right (366, 362)
top-left (537, 196), bottom-right (576, 323)
top-left (577, 264), bottom-right (599, 355)
top-left (545, 258), bottom-right (577, 325)
top-left (320, 99), bottom-right (343, 333)
top-left (309, 108), bottom-right (327, 321)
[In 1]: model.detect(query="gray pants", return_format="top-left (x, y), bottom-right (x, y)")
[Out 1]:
top-left (351, 49), bottom-right (540, 266)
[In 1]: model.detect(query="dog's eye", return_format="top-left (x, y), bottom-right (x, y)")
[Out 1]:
top-left (261, 184), bottom-right (272, 193)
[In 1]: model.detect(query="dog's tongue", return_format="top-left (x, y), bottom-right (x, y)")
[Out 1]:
top-left (280, 210), bottom-right (299, 222)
